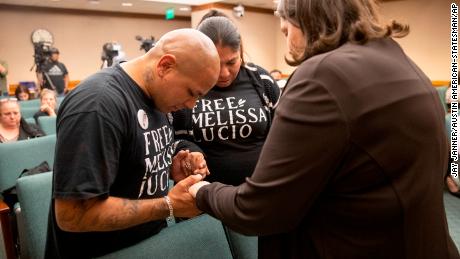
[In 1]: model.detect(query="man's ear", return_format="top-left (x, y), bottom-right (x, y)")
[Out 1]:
top-left (156, 54), bottom-right (177, 79)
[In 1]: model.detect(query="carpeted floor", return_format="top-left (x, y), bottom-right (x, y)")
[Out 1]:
top-left (445, 191), bottom-right (460, 250)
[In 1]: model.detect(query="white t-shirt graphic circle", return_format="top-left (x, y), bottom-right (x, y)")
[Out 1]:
top-left (137, 109), bottom-right (149, 130)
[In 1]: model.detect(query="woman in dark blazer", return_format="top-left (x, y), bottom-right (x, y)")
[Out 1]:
top-left (190, 0), bottom-right (460, 258)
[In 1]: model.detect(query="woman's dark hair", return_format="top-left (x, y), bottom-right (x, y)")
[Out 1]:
top-left (276, 0), bottom-right (410, 66)
top-left (197, 9), bottom-right (228, 25)
top-left (15, 84), bottom-right (31, 100)
top-left (197, 13), bottom-right (245, 64)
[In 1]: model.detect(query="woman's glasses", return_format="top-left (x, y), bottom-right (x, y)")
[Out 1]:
top-left (0, 97), bottom-right (18, 103)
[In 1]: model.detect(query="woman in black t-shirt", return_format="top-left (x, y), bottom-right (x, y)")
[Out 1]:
top-left (173, 14), bottom-right (280, 186)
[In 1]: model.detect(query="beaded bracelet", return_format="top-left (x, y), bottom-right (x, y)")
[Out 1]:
top-left (164, 195), bottom-right (174, 222)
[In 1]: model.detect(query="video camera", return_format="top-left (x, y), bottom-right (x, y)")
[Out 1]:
top-left (101, 42), bottom-right (124, 68)
top-left (135, 35), bottom-right (155, 53)
top-left (32, 42), bottom-right (52, 72)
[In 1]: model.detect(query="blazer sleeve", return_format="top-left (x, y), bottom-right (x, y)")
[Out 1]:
top-left (196, 65), bottom-right (349, 235)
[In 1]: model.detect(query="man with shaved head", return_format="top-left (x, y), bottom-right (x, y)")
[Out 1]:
top-left (45, 29), bottom-right (220, 258)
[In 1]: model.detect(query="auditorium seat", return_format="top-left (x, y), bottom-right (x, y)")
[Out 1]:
top-left (97, 214), bottom-right (234, 259)
top-left (13, 170), bottom-right (258, 259)
top-left (0, 134), bottom-right (56, 195)
top-left (24, 117), bottom-right (36, 125)
top-left (20, 107), bottom-right (38, 120)
top-left (436, 86), bottom-right (448, 113)
top-left (56, 96), bottom-right (65, 109)
top-left (0, 135), bottom-right (56, 258)
top-left (18, 99), bottom-right (41, 109)
top-left (16, 172), bottom-right (52, 259)
top-left (37, 116), bottom-right (56, 135)
top-left (446, 113), bottom-right (452, 143)
top-left (224, 227), bottom-right (258, 259)
top-left (444, 191), bottom-right (460, 250)
top-left (0, 200), bottom-right (14, 259)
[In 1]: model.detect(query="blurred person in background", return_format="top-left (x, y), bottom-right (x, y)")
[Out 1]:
top-left (15, 84), bottom-right (32, 101)
top-left (33, 88), bottom-right (57, 124)
top-left (0, 98), bottom-right (44, 143)
top-left (37, 48), bottom-right (69, 96)
top-left (270, 69), bottom-right (287, 89)
top-left (0, 60), bottom-right (8, 97)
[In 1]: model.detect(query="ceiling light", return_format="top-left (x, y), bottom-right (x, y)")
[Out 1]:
top-left (89, 0), bottom-right (100, 4)
top-left (122, 2), bottom-right (133, 7)
top-left (143, 0), bottom-right (222, 6)
top-left (179, 7), bottom-right (191, 11)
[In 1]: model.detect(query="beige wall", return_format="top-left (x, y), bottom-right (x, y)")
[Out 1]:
top-left (0, 7), bottom-right (190, 85)
top-left (0, 0), bottom-right (453, 87)
top-left (275, 0), bottom-right (454, 80)
top-left (381, 0), bottom-right (453, 81)
top-left (192, 9), bottom-right (278, 74)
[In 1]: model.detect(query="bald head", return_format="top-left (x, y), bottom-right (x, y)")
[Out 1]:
top-left (152, 28), bottom-right (220, 80)
top-left (128, 29), bottom-right (220, 113)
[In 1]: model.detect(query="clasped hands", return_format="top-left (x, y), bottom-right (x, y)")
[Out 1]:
top-left (40, 103), bottom-right (56, 116)
top-left (167, 150), bottom-right (210, 218)
top-left (171, 150), bottom-right (210, 182)
top-left (171, 149), bottom-right (210, 197)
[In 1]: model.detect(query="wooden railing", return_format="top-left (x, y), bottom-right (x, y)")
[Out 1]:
top-left (432, 80), bottom-right (450, 87)
top-left (8, 80), bottom-right (81, 96)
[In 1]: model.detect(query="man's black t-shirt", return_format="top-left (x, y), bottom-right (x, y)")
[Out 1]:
top-left (45, 65), bottom-right (180, 258)
top-left (41, 60), bottom-right (68, 94)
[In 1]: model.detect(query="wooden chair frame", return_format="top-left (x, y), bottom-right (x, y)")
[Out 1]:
top-left (0, 199), bottom-right (15, 259)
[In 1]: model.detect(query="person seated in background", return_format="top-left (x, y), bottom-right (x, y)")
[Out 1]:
top-left (0, 60), bottom-right (8, 97)
top-left (33, 88), bottom-right (57, 124)
top-left (15, 84), bottom-right (32, 101)
top-left (269, 69), bottom-right (282, 80)
top-left (269, 69), bottom-right (287, 89)
top-left (0, 98), bottom-right (44, 143)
